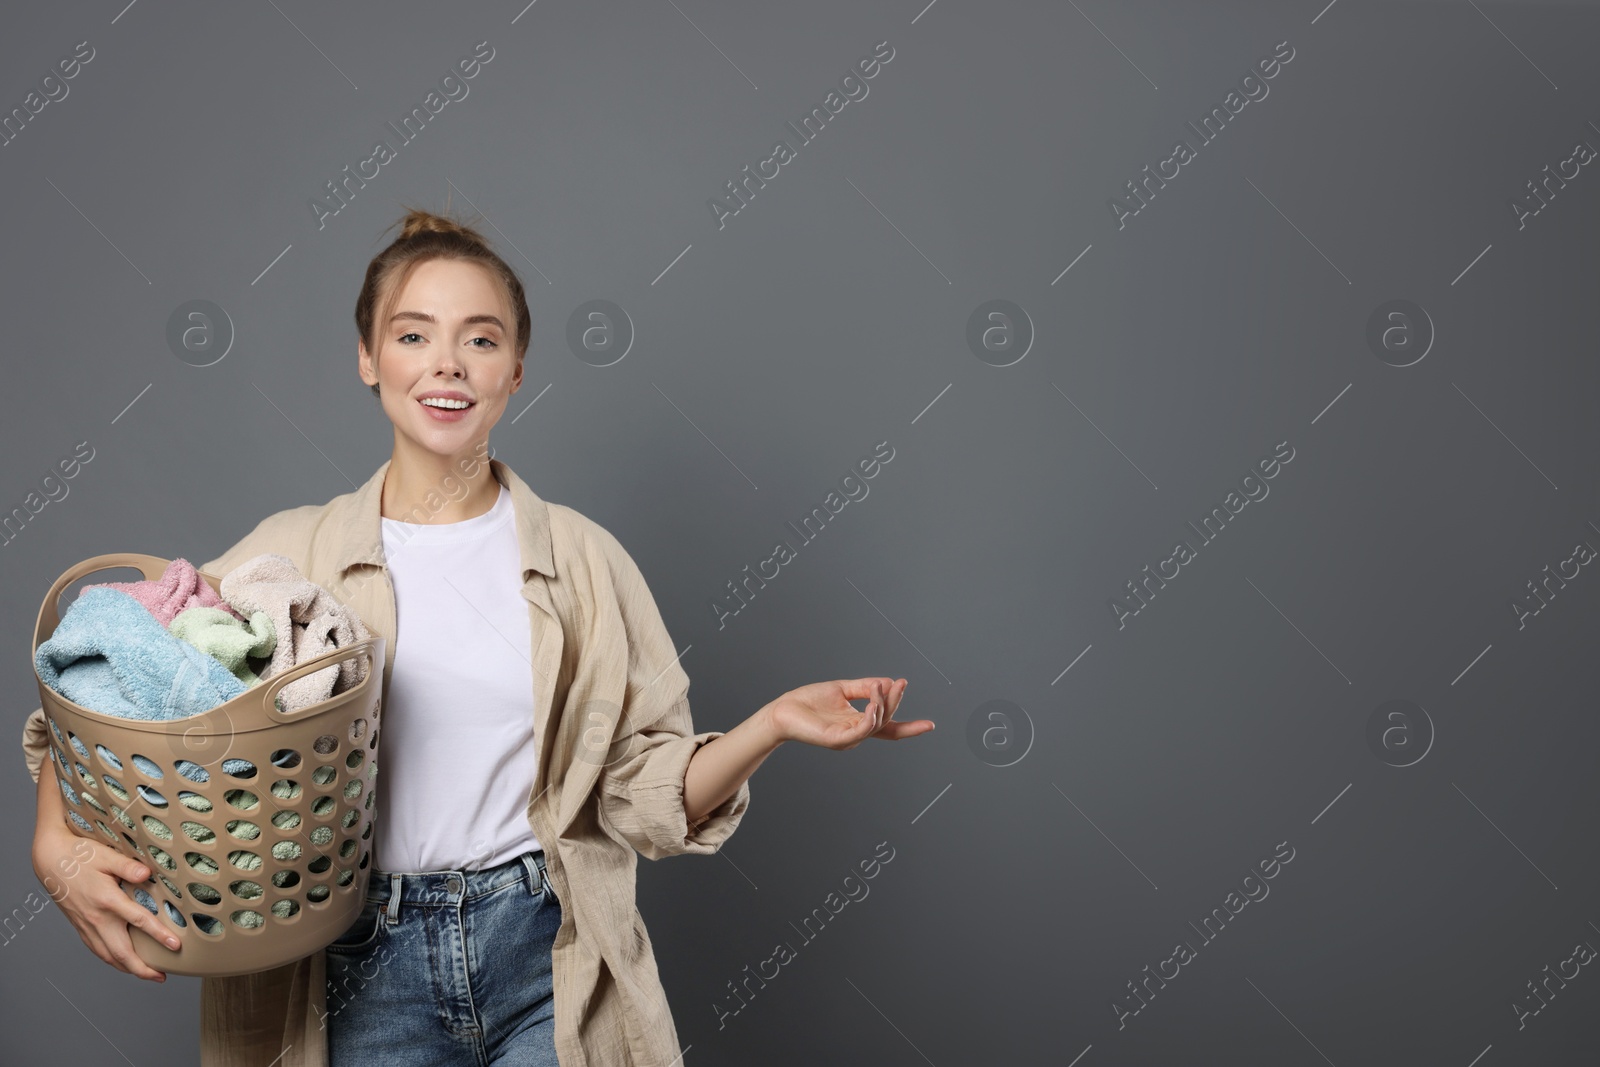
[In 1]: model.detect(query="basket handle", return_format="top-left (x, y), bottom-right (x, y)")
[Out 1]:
top-left (33, 552), bottom-right (188, 650)
top-left (260, 637), bottom-right (383, 723)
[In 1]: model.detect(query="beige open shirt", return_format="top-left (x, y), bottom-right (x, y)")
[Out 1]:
top-left (21, 457), bottom-right (751, 1066)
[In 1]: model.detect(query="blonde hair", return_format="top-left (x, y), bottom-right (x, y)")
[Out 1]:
top-left (356, 206), bottom-right (531, 397)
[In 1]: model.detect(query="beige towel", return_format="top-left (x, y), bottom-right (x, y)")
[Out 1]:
top-left (219, 553), bottom-right (372, 712)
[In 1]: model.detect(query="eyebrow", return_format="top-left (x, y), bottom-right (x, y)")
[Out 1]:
top-left (389, 310), bottom-right (507, 331)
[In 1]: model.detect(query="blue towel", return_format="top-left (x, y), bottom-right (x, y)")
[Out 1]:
top-left (36, 586), bottom-right (247, 721)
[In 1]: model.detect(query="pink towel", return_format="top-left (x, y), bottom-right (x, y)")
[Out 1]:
top-left (83, 557), bottom-right (244, 627)
top-left (219, 553), bottom-right (372, 712)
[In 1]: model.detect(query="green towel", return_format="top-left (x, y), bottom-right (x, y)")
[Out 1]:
top-left (169, 606), bottom-right (277, 687)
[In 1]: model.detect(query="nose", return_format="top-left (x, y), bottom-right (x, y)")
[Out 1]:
top-left (432, 356), bottom-right (466, 379)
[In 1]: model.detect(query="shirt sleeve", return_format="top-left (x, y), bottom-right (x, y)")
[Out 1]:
top-left (590, 528), bottom-right (750, 861)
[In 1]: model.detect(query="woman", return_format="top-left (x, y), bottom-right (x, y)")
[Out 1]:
top-left (25, 208), bottom-right (932, 1065)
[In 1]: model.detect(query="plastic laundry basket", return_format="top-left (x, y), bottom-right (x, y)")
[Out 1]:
top-left (32, 553), bottom-right (386, 978)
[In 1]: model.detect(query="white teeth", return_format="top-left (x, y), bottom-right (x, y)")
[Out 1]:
top-left (421, 398), bottom-right (472, 409)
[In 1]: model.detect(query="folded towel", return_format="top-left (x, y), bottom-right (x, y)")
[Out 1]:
top-left (219, 553), bottom-right (372, 712)
top-left (169, 605), bottom-right (278, 687)
top-left (36, 587), bottom-right (247, 720)
top-left (83, 557), bottom-right (244, 627)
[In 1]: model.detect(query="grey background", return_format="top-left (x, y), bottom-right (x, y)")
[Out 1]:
top-left (2, 0), bottom-right (1598, 1064)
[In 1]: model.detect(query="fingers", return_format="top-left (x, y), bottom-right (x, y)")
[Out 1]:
top-left (838, 677), bottom-right (891, 701)
top-left (101, 916), bottom-right (169, 982)
top-left (873, 719), bottom-right (935, 740)
top-left (74, 859), bottom-right (178, 980)
top-left (866, 679), bottom-right (908, 733)
top-left (117, 855), bottom-right (152, 885)
top-left (134, 902), bottom-right (182, 953)
top-left (882, 678), bottom-right (907, 719)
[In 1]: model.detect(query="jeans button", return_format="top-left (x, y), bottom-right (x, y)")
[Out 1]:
top-left (446, 875), bottom-right (462, 894)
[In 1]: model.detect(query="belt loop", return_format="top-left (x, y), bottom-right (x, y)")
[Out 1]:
top-left (519, 852), bottom-right (543, 897)
top-left (387, 872), bottom-right (403, 924)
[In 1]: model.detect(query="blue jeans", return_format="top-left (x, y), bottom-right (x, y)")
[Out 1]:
top-left (323, 849), bottom-right (561, 1066)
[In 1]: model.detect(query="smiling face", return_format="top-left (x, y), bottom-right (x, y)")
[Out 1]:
top-left (357, 257), bottom-right (523, 464)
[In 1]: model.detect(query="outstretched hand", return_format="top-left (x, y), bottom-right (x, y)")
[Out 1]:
top-left (763, 677), bottom-right (932, 750)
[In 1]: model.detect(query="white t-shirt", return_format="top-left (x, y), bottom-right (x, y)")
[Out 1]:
top-left (375, 483), bottom-right (542, 873)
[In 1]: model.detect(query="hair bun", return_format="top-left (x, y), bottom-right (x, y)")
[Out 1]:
top-left (397, 207), bottom-right (487, 245)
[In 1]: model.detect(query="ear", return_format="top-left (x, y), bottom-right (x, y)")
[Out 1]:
top-left (509, 353), bottom-right (524, 393)
top-left (357, 336), bottom-right (378, 386)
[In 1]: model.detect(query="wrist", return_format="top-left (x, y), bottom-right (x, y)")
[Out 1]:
top-left (753, 700), bottom-right (789, 749)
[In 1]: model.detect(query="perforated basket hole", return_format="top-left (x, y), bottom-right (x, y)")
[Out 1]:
top-left (181, 821), bottom-right (215, 844)
top-left (272, 870), bottom-right (301, 889)
top-left (272, 811), bottom-right (301, 832)
top-left (307, 855), bottom-right (331, 875)
top-left (271, 779), bottom-right (302, 801)
top-left (175, 760), bottom-right (209, 783)
top-left (82, 793), bottom-right (108, 816)
top-left (358, 850), bottom-right (369, 869)
top-left (364, 790), bottom-right (375, 811)
top-left (361, 821), bottom-right (373, 841)
top-left (122, 832), bottom-right (139, 849)
top-left (185, 852), bottom-right (219, 876)
top-left (159, 875), bottom-right (182, 898)
top-left (336, 868), bottom-right (355, 886)
top-left (272, 841), bottom-right (304, 862)
top-left (95, 820), bottom-right (116, 840)
top-left (102, 776), bottom-right (130, 803)
top-left (132, 888), bottom-right (158, 914)
top-left (341, 809), bottom-right (360, 830)
top-left (349, 719), bottom-right (367, 744)
top-left (54, 748), bottom-right (70, 779)
top-left (189, 883), bottom-right (222, 905)
top-left (230, 909), bottom-right (265, 929)
top-left (111, 807), bottom-right (136, 831)
top-left (66, 811), bottom-right (94, 834)
top-left (224, 789), bottom-right (259, 812)
top-left (310, 797), bottom-right (335, 817)
top-left (192, 913), bottom-right (223, 936)
top-left (94, 744), bottom-right (122, 771)
top-left (137, 786), bottom-right (167, 808)
top-left (130, 754), bottom-right (164, 780)
top-left (227, 820), bottom-right (261, 841)
top-left (270, 749), bottom-right (301, 770)
top-left (338, 840), bottom-right (357, 861)
top-left (142, 816), bottom-right (173, 840)
top-left (272, 899), bottom-right (300, 919)
top-left (343, 780), bottom-right (362, 802)
top-left (230, 880), bottom-right (264, 901)
top-left (66, 732), bottom-right (89, 760)
top-left (369, 728), bottom-right (379, 751)
top-left (147, 846), bottom-right (176, 871)
top-left (310, 827), bottom-right (334, 847)
top-left (344, 750), bottom-right (364, 771)
top-left (74, 763), bottom-right (98, 790)
top-left (311, 766), bottom-right (336, 787)
top-left (313, 734), bottom-right (338, 756)
top-left (162, 901), bottom-right (187, 927)
top-left (229, 850), bottom-right (263, 873)
top-left (48, 718), bottom-right (65, 746)
top-left (178, 791), bottom-right (212, 813)
top-left (224, 759), bottom-right (257, 780)
top-left (306, 885), bottom-right (330, 903)
top-left (57, 777), bottom-right (80, 807)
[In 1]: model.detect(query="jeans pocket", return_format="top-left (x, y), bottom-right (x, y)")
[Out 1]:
top-left (324, 896), bottom-right (385, 954)
top-left (539, 866), bottom-right (558, 907)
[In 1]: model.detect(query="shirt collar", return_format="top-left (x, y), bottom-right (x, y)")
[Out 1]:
top-left (330, 456), bottom-right (556, 580)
